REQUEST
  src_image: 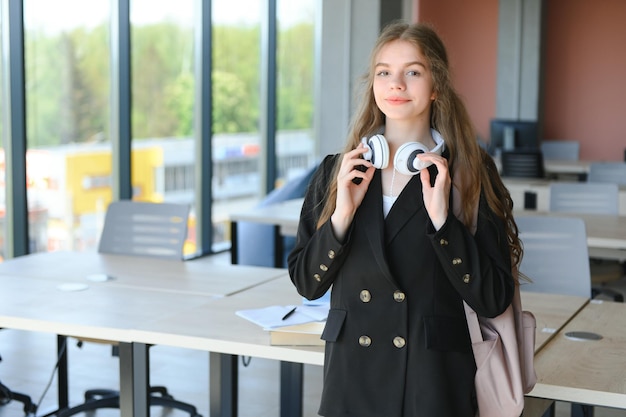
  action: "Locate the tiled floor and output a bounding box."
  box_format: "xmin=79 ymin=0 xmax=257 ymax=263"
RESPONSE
xmin=1 ymin=255 xmax=626 ymax=417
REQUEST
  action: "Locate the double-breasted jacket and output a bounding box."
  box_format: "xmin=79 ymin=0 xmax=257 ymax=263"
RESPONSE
xmin=288 ymin=154 xmax=515 ymax=417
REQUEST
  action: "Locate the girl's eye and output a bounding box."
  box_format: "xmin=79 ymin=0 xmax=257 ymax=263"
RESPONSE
xmin=407 ymin=70 xmax=420 ymax=76
xmin=376 ymin=70 xmax=390 ymax=76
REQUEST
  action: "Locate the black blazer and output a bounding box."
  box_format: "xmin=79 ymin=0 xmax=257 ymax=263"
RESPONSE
xmin=288 ymin=154 xmax=514 ymax=417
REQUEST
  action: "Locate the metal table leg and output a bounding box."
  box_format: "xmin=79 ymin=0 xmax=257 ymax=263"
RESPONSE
xmin=210 ymin=352 xmax=238 ymax=417
xmin=280 ymin=361 xmax=303 ymax=417
xmin=119 ymin=342 xmax=149 ymax=417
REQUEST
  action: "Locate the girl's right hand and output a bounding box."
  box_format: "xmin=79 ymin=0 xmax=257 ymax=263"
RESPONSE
xmin=330 ymin=144 xmax=375 ymax=240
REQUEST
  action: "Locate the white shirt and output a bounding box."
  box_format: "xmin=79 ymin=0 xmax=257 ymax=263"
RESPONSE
xmin=382 ymin=194 xmax=397 ymax=217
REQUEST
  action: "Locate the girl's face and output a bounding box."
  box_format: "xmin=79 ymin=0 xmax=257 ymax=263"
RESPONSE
xmin=372 ymin=39 xmax=435 ymax=125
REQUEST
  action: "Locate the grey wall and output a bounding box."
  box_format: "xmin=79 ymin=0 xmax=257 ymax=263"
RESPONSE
xmin=314 ymin=0 xmax=409 ymax=159
xmin=496 ymin=0 xmax=545 ymax=123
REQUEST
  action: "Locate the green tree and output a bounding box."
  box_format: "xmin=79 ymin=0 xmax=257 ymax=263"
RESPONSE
xmin=165 ymin=71 xmax=194 ymax=137
xmin=212 ymin=70 xmax=257 ymax=133
xmin=277 ymin=23 xmax=314 ymax=130
xmin=131 ymin=23 xmax=194 ymax=139
xmin=212 ymin=24 xmax=261 ymax=133
xmin=24 ymin=19 xmax=314 ymax=145
xmin=26 ymin=26 xmax=109 ymax=147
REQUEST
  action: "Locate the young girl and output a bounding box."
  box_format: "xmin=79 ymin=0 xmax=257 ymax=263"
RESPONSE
xmin=288 ymin=21 xmax=521 ymax=417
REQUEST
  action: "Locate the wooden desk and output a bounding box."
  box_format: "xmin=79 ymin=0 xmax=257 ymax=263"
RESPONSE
xmin=0 ymin=267 xmax=572 ymax=365
xmin=543 ymin=159 xmax=591 ymax=176
xmin=132 ymin=276 xmax=322 ymax=417
xmin=520 ymin=292 xmax=589 ymax=417
xmin=129 ymin=278 xmax=586 ymax=417
xmin=229 ymin=198 xmax=303 ymax=267
xmin=230 ymin=197 xmax=626 ymax=264
xmin=515 ymin=210 xmax=626 ymax=261
xmin=0 ymin=253 xmax=287 ymax=417
xmin=494 ymin=157 xmax=591 ymax=177
xmin=521 ymin=291 xmax=588 ymax=352
xmin=504 ymin=177 xmax=626 ymax=215
xmin=0 ymin=273 xmax=221 ymax=417
xmin=0 ymin=251 xmax=286 ymax=297
xmin=529 ymin=300 xmax=626 ymax=409
xmin=0 ymin=254 xmax=595 ymax=417
xmin=229 ymin=198 xmax=302 ymax=237
xmin=133 ymin=276 xmax=323 ymax=364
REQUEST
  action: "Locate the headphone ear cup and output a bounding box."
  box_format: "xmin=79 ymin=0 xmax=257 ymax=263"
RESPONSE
xmin=365 ymin=134 xmax=390 ymax=169
xmin=394 ymin=142 xmax=431 ymax=175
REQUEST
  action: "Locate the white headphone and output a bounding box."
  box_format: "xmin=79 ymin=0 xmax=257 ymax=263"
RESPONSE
xmin=361 ymin=129 xmax=445 ymax=175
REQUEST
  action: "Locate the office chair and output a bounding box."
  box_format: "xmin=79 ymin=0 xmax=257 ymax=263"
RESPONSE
xmin=500 ymin=150 xmax=545 ymax=179
xmin=517 ymin=215 xmax=591 ymax=297
xmin=587 ymin=161 xmax=626 ymax=186
xmin=2 ymin=344 xmax=37 ymax=416
xmin=549 ymin=182 xmax=619 ymax=215
xmin=540 ymin=140 xmax=580 ymax=161
xmin=57 ymin=200 xmax=201 ymax=417
xmin=516 ymin=215 xmax=599 ymax=417
xmin=0 ymin=379 xmax=37 ymax=416
xmin=549 ymin=182 xmax=625 ymax=302
xmin=540 ymin=140 xmax=582 ymax=180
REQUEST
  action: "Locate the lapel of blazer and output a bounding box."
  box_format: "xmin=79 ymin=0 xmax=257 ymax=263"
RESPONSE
xmin=384 ymin=171 xmax=425 ymax=244
xmin=359 ymin=171 xmax=396 ymax=283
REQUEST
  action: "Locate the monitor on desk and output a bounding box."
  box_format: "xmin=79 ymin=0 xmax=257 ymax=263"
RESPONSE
xmin=488 ymin=119 xmax=539 ymax=155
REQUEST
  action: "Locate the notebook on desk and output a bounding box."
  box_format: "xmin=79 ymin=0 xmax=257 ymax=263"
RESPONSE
xmin=236 ymin=303 xmax=329 ymax=329
xmin=236 ymin=303 xmax=328 ymax=346
xmin=269 ymin=321 xmax=325 ymax=346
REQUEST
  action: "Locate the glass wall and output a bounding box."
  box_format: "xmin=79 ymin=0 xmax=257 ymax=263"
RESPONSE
xmin=1 ymin=0 xmax=319 ymax=259
xmin=0 ymin=8 xmax=4 ymax=260
xmin=211 ymin=0 xmax=263 ymax=248
xmin=210 ymin=0 xmax=317 ymax=249
xmin=24 ymin=0 xmax=111 ymax=252
xmin=276 ymin=0 xmax=316 ymax=186
xmin=129 ymin=0 xmax=196 ymax=253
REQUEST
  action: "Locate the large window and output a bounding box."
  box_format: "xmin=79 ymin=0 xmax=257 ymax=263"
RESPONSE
xmin=130 ymin=0 xmax=196 ymax=253
xmin=211 ymin=0 xmax=317 ymax=249
xmin=210 ymin=0 xmax=263 ymax=249
xmin=2 ymin=0 xmax=319 ymax=259
xmin=24 ymin=0 xmax=111 ymax=252
xmin=0 ymin=9 xmax=4 ymax=260
xmin=276 ymin=0 xmax=316 ymax=185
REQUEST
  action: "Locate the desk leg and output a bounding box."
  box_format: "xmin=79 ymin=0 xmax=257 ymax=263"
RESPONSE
xmin=522 ymin=398 xmax=554 ymax=417
xmin=230 ymin=221 xmax=238 ymax=264
xmin=571 ymin=404 xmax=594 ymax=417
xmin=273 ymin=225 xmax=283 ymax=268
xmin=210 ymin=352 xmax=238 ymax=417
xmin=57 ymin=335 xmax=69 ymax=410
xmin=280 ymin=361 xmax=303 ymax=417
xmin=39 ymin=336 xmax=69 ymax=417
xmin=119 ymin=342 xmax=148 ymax=417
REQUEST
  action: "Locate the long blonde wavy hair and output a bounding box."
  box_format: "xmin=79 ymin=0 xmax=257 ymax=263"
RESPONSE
xmin=315 ymin=21 xmax=522 ymax=268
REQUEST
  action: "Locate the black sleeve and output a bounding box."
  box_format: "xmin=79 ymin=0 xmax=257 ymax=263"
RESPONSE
xmin=287 ymin=154 xmax=353 ymax=300
xmin=428 ymin=194 xmax=515 ymax=318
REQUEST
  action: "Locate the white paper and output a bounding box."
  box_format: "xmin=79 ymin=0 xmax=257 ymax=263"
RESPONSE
xmin=236 ymin=303 xmax=329 ymax=329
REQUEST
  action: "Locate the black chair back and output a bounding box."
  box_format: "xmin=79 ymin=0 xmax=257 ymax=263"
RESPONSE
xmin=501 ymin=150 xmax=545 ymax=178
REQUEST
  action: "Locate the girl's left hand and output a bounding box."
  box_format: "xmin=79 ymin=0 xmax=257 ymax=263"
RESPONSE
xmin=418 ymin=153 xmax=451 ymax=230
